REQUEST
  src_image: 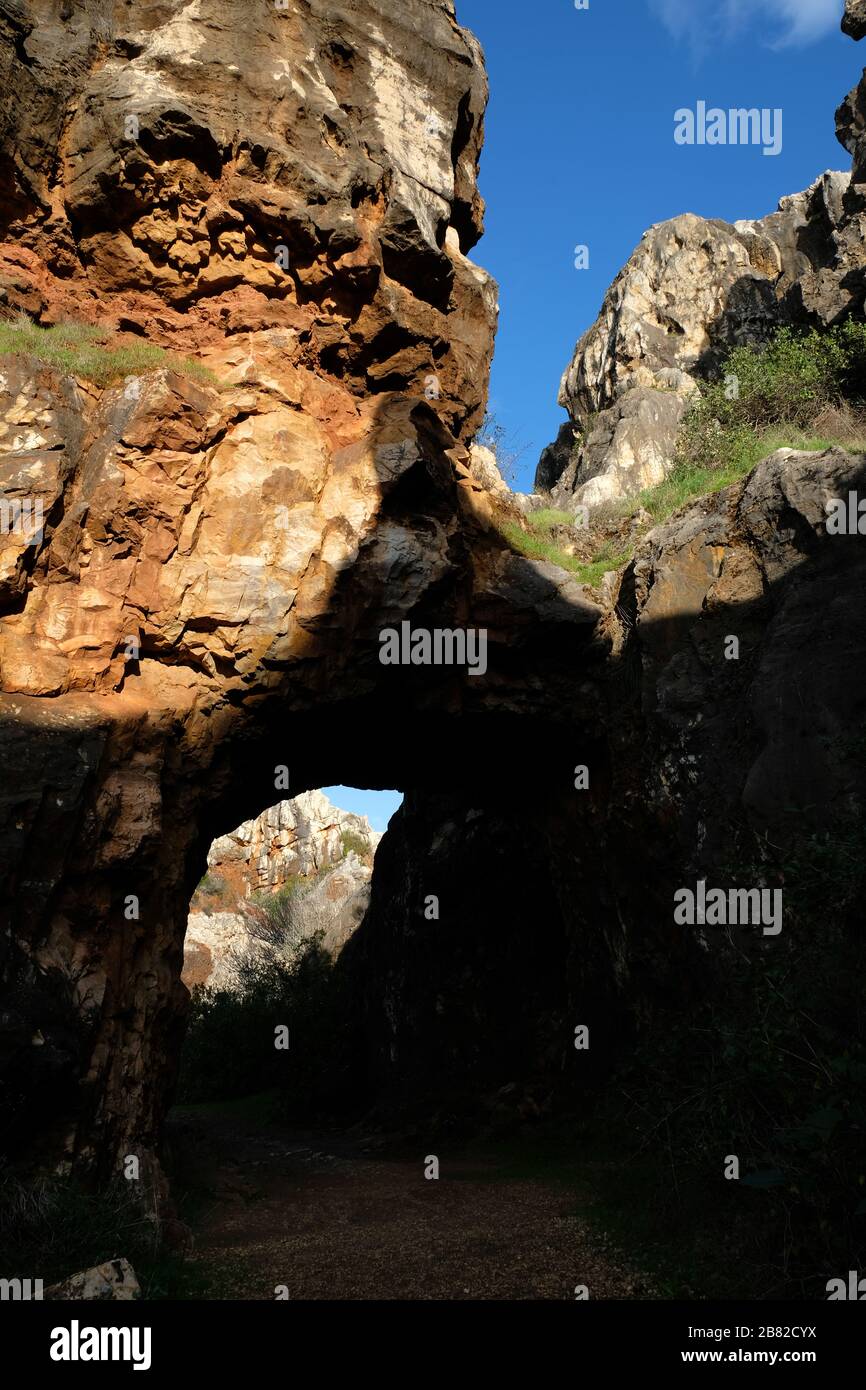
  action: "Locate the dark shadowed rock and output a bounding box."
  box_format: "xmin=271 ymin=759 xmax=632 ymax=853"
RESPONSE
xmin=346 ymin=446 xmax=866 ymax=1107
xmin=843 ymin=0 xmax=866 ymax=40
xmin=535 ymin=421 xmax=576 ymax=494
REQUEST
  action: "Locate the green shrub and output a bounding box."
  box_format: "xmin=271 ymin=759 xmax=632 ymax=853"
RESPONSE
xmin=675 ymin=322 xmax=866 ymax=475
xmin=0 ymin=1163 xmax=202 ymax=1297
xmin=634 ymin=425 xmax=865 ymax=529
xmin=572 ymin=324 xmax=866 ymax=569
xmin=340 ymin=828 xmax=369 ymax=860
xmin=178 ymin=945 xmax=348 ymax=1113
xmin=177 ymin=929 xmax=353 ymax=1117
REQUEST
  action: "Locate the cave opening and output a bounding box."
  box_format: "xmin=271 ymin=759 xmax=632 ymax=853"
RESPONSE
xmin=181 ymin=783 xmax=402 ymax=994
xmin=176 ymin=780 xmax=401 ymax=1124
xmin=168 ymin=705 xmax=616 ymax=1149
xmin=157 ymin=715 xmax=625 ymax=1300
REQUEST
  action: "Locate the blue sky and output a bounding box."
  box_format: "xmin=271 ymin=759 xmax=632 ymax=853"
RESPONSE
xmin=457 ymin=0 xmax=860 ymax=491
xmin=322 ymin=786 xmax=402 ymax=832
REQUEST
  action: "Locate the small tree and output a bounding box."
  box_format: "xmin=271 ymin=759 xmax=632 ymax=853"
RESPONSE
xmin=476 ymin=409 xmax=528 ymax=487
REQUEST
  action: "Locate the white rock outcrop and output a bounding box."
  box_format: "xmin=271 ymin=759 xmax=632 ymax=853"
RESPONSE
xmin=183 ymin=790 xmax=385 ymax=987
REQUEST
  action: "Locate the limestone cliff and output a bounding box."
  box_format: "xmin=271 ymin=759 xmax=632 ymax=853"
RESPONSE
xmin=1 ymin=0 xmax=865 ymax=1226
xmin=0 ymin=0 xmax=520 ymax=1183
xmin=539 ymin=15 xmax=866 ymax=511
xmin=195 ymin=788 xmax=381 ymax=898
xmin=844 ymin=0 xmax=866 ymax=41
xmin=183 ymin=789 xmax=381 ymax=987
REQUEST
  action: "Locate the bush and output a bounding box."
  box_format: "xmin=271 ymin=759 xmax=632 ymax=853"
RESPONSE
xmin=0 ymin=1167 xmax=141 ymax=1284
xmin=177 ymin=885 xmax=355 ymax=1116
xmin=475 ymin=409 xmax=528 ymax=487
xmin=676 ymin=322 xmax=866 ymax=475
xmin=340 ymin=827 xmax=369 ymax=861
xmin=248 ymin=873 xmax=304 ymax=912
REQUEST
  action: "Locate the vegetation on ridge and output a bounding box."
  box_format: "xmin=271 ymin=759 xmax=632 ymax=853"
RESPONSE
xmin=0 ymin=314 xmax=218 ymax=388
xmin=497 ymin=322 xmax=866 ymax=588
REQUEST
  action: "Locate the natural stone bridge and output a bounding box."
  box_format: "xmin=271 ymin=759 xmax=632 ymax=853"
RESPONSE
xmin=1 ymin=1 xmax=865 ymax=1223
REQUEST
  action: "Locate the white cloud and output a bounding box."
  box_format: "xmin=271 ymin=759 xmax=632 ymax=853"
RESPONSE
xmin=649 ymin=0 xmax=839 ymax=56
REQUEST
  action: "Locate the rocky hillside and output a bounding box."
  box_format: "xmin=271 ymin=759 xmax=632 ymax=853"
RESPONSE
xmin=183 ymin=789 xmax=382 ymax=987
xmin=0 ymin=1 xmax=864 ymax=1274
xmin=537 ymin=71 xmax=866 ymax=509
xmin=194 ymin=788 xmax=381 ymax=899
xmin=0 ymin=0 xmax=541 ymax=1182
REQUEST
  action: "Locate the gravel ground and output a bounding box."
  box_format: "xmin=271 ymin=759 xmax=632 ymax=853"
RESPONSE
xmin=176 ymin=1112 xmax=656 ymax=1301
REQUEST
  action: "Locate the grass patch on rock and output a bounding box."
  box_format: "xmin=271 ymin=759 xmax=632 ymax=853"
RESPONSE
xmin=496 ymin=515 xmax=632 ymax=588
xmin=0 ymin=315 xmax=218 ymax=388
xmin=515 ymin=324 xmax=866 ymax=589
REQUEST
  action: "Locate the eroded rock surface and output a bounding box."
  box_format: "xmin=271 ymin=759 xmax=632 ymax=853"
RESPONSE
xmin=844 ymin=0 xmax=866 ymax=41
xmin=0 ymin=1 xmax=610 ymax=1187
xmin=183 ymin=788 xmax=381 ymax=986
xmin=540 ymin=139 xmax=866 ymax=509
xmin=0 ymin=0 xmax=495 ymax=438
xmin=2 ymin=0 xmax=865 ymax=1211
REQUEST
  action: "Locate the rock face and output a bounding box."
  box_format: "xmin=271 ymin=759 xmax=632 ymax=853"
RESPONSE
xmin=183 ymin=789 xmax=382 ymax=987
xmin=548 ymin=383 xmax=691 ymax=511
xmin=838 ymin=46 xmax=866 ymax=191
xmin=196 ymin=788 xmax=381 ymax=897
xmin=3 ymin=0 xmax=866 ymax=1214
xmin=347 ymin=444 xmax=866 ymax=1109
xmin=843 ymin=0 xmax=866 ymax=41
xmin=539 ymin=156 xmax=865 ymax=508
xmin=182 ymin=912 xmax=250 ymax=990
xmin=0 ymin=0 xmax=609 ymax=1186
xmin=0 ymin=0 xmax=494 ymax=439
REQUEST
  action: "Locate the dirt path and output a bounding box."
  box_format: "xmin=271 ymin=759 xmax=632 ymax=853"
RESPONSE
xmin=169 ymin=1102 xmax=654 ymax=1300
